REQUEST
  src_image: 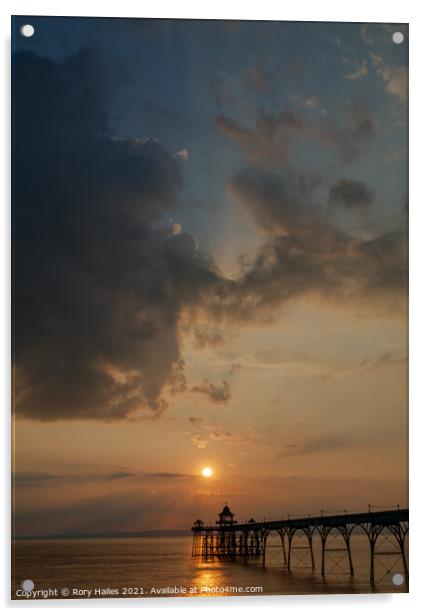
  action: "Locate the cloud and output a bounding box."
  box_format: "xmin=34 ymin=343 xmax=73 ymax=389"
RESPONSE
xmin=360 ymin=24 xmax=374 ymax=46
xmin=211 ymin=73 xmax=242 ymax=108
xmin=13 ymin=468 xmax=195 ymax=488
xmin=359 ymin=352 xmax=406 ymax=371
xmin=320 ymin=351 xmax=406 ymax=381
xmin=304 ymin=96 xmax=318 ymax=109
xmin=12 ymin=48 xmax=406 ymax=423
xmin=175 ymin=148 xmax=189 ymax=161
xmin=226 ymin=167 xmax=407 ymax=319
xmin=13 ymin=471 xmax=133 ymax=485
xmin=229 ymin=167 xmax=324 ymax=236
xmin=345 ymin=60 xmax=368 ymax=81
xmin=370 ymin=53 xmax=408 ymax=101
xmin=13 ymin=49 xmax=222 ymax=421
xmin=328 ymin=178 xmax=375 ymax=209
xmin=215 ymin=110 xmax=303 ymax=168
xmin=193 ymin=325 xmax=226 ymax=349
xmin=187 ymin=417 xmax=257 ymax=449
xmin=276 ymin=432 xmax=355 ymax=458
xmin=216 ymin=100 xmax=376 ymax=167
xmin=384 ymin=67 xmax=408 ymax=101
xmin=190 ymin=380 xmax=231 ymax=404
xmin=141 ymin=472 xmax=194 ymax=479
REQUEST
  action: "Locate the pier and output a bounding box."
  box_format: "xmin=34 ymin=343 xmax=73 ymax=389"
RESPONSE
xmin=192 ymin=504 xmax=409 ymax=586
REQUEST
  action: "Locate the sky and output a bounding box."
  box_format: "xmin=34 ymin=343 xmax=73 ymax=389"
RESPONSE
xmin=12 ymin=17 xmax=408 ymax=536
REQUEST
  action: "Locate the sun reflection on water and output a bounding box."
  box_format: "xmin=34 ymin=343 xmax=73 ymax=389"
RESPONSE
xmin=192 ymin=560 xmax=228 ymax=596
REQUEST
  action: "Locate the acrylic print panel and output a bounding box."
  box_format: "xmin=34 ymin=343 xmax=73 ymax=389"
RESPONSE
xmin=11 ymin=16 xmax=408 ymax=600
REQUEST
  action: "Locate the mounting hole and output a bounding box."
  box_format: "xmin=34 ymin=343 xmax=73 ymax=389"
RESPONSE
xmin=21 ymin=579 xmax=35 ymax=592
xmin=20 ymin=24 xmax=35 ymax=38
xmin=392 ymin=573 xmax=404 ymax=586
xmin=392 ymin=32 xmax=404 ymax=45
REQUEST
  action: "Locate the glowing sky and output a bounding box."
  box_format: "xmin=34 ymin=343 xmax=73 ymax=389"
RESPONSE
xmin=12 ymin=17 xmax=408 ymax=536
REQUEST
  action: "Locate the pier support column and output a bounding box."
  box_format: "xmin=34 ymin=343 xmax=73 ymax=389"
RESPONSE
xmin=345 ymin=536 xmax=354 ymax=577
xmin=400 ymin=540 xmax=408 ymax=583
xmin=261 ymin=530 xmax=270 ymax=568
xmin=394 ymin=523 xmax=409 ymax=584
xmin=192 ymin=532 xmax=201 ymax=557
xmin=308 ymin=532 xmax=315 ymax=571
xmin=287 ymin=531 xmax=294 ymax=572
xmin=321 ymin=535 xmax=326 ymax=576
xmin=279 ymin=531 xmax=287 ymax=567
xmin=369 ymin=533 xmax=377 ymax=586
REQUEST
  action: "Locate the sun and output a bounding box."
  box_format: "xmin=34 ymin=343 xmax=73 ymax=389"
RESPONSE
xmin=201 ymin=466 xmax=213 ymax=478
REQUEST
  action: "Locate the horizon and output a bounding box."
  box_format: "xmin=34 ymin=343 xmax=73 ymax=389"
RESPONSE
xmin=13 ymin=504 xmax=408 ymax=540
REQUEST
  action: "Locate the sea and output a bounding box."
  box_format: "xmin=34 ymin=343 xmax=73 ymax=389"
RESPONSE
xmin=12 ymin=533 xmax=408 ymax=601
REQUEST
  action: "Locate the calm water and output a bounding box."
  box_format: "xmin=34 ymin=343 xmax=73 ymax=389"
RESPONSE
xmin=12 ymin=533 xmax=408 ymax=601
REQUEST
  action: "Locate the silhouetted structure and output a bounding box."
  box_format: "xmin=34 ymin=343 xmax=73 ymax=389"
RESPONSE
xmin=217 ymin=504 xmax=236 ymax=526
xmin=192 ymin=505 xmax=409 ymax=587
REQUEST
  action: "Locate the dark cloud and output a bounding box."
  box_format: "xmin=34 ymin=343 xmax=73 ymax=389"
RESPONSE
xmin=142 ymin=472 xmax=194 ymax=479
xmin=12 ymin=49 xmax=406 ymax=424
xmin=13 ymin=49 xmax=221 ymax=421
xmin=329 ymin=178 xmax=375 ymax=209
xmin=13 ymin=471 xmax=133 ymax=485
xmin=13 ymin=470 xmax=193 ymax=484
xmin=225 ymin=167 xmax=407 ymax=320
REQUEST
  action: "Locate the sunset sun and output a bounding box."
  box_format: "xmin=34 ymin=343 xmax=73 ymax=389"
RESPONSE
xmin=201 ymin=467 xmax=213 ymax=478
